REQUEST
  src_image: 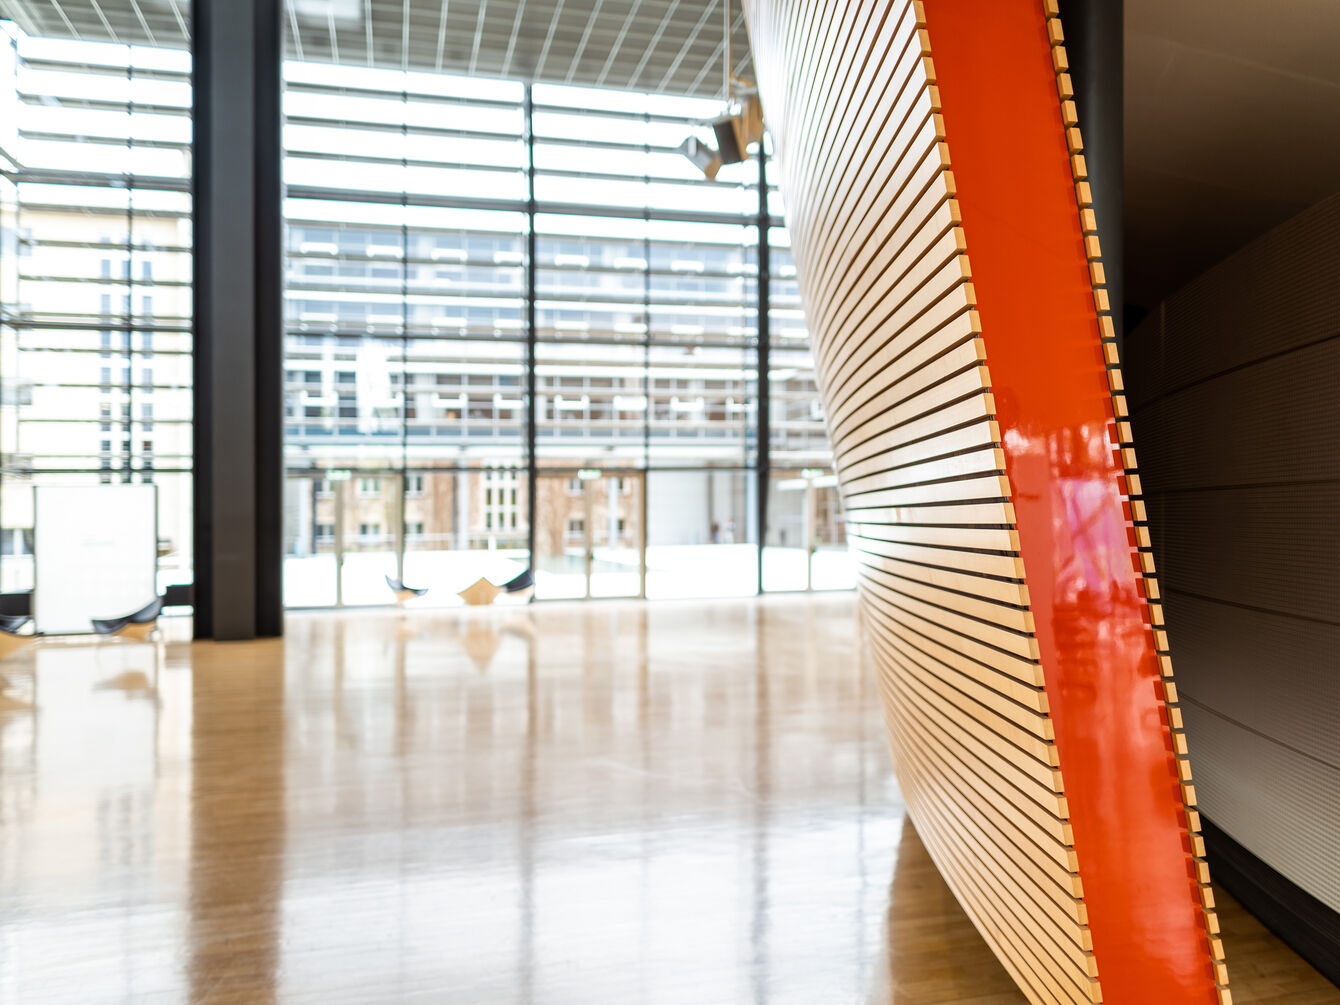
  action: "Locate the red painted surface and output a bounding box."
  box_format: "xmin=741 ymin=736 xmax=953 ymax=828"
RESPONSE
xmin=921 ymin=2 xmax=1219 ymax=1001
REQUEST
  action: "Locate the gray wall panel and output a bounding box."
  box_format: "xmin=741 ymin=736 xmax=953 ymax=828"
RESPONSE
xmin=1168 ymin=594 xmax=1340 ymax=768
xmin=1125 ymin=193 xmax=1340 ymax=410
xmin=1182 ymin=704 xmax=1340 ymax=912
xmin=1133 ymin=340 xmax=1340 ymax=490
xmin=1127 ymin=191 xmax=1340 ymax=923
xmin=1154 ymin=484 xmax=1339 ymax=623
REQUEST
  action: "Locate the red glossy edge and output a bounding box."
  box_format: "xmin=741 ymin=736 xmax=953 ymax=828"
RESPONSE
xmin=921 ymin=2 xmax=1218 ymax=1000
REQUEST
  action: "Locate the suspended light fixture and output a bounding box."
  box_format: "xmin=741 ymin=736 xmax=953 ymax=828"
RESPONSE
xmin=678 ymin=135 xmax=723 ymax=180
xmin=679 ymin=0 xmax=765 ymax=179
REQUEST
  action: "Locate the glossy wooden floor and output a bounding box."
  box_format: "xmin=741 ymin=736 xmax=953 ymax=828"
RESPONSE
xmin=0 ymin=595 xmax=1333 ymax=1004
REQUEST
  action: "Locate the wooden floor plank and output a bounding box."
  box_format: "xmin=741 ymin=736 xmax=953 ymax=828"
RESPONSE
xmin=0 ymin=595 xmax=1330 ymax=1003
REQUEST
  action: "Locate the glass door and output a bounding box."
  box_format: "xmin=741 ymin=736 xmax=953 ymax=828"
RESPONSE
xmin=588 ymin=474 xmax=643 ymax=598
xmin=283 ymin=472 xmax=337 ymax=607
xmin=534 ymin=472 xmax=645 ymax=600
xmin=339 ymin=473 xmax=402 ymax=606
xmin=762 ymin=471 xmax=854 ymax=592
xmin=810 ymin=476 xmax=855 ymax=590
xmin=763 ymin=471 xmax=810 ymax=591
xmin=534 ymin=474 xmax=589 ymax=599
xmin=282 ymin=470 xmax=403 ymax=608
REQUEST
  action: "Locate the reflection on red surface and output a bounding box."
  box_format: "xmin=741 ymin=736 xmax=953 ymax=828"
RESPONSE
xmin=924 ymin=1 xmax=1219 ymax=1001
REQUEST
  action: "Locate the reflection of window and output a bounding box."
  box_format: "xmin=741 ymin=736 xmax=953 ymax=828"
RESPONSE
xmin=358 ymin=478 xmax=381 ymax=496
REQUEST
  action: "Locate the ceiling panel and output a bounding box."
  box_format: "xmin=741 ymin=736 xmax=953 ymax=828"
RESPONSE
xmin=0 ymin=0 xmax=753 ymax=97
xmin=1125 ymin=0 xmax=1340 ymax=305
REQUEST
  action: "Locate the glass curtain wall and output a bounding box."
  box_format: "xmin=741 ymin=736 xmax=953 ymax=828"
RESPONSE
xmin=763 ymin=228 xmax=856 ymax=592
xmin=0 ymin=23 xmax=193 ymax=595
xmin=279 ymin=55 xmax=847 ymax=607
xmin=281 ymin=62 xmax=529 ymax=607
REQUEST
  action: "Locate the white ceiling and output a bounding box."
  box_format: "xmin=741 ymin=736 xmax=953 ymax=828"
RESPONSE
xmin=0 ymin=0 xmax=754 ymax=97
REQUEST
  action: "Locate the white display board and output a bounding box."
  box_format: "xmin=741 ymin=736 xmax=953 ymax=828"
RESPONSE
xmin=34 ymin=484 xmax=158 ymax=635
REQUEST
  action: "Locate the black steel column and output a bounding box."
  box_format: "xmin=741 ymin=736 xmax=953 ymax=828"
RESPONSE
xmin=523 ymin=85 xmax=538 ymax=575
xmin=755 ymin=145 xmax=771 ymax=594
xmin=192 ymin=0 xmax=284 ymax=640
xmin=1065 ymin=0 xmax=1124 ymax=352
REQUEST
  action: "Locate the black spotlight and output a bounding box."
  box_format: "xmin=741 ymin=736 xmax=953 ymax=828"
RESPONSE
xmin=712 ymin=114 xmax=745 ymax=165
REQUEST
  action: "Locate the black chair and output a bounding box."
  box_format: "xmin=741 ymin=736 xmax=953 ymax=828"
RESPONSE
xmin=0 ymin=614 xmax=32 ymax=662
xmin=91 ymin=597 xmax=163 ymax=640
xmin=0 ymin=614 xmax=31 ymax=634
xmin=500 ymin=569 xmax=534 ymax=594
xmin=386 ymin=575 xmax=429 ymax=606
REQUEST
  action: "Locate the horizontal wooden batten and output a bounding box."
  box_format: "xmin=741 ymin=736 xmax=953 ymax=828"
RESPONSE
xmin=847 ymin=533 xmax=1026 ymax=584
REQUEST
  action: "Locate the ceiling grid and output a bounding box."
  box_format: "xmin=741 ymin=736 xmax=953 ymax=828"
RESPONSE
xmin=0 ymin=0 xmax=754 ymax=96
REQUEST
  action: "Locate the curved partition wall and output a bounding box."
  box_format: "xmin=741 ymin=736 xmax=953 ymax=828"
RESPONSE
xmin=742 ymin=1 xmax=1230 ymax=1001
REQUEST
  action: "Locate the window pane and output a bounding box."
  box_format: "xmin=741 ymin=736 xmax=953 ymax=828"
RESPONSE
xmin=646 ymin=470 xmax=757 ymax=599
xmin=0 ymin=29 xmax=194 ymax=602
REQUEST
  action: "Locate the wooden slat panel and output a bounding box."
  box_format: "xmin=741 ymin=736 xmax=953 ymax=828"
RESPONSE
xmin=847 ymin=532 xmax=1025 ymax=583
xmin=856 ymin=580 xmax=1043 ymax=687
xmin=740 ymin=1 xmax=1227 ymax=1000
xmin=749 ymin=0 xmax=1232 ymax=997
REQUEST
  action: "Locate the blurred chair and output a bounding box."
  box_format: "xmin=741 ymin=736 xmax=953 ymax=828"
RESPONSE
xmin=457 ymin=577 xmax=502 ymax=607
xmin=385 ymin=575 xmax=428 ymax=607
xmin=499 ymin=568 xmax=534 ymax=602
xmin=0 ymin=615 xmax=32 ymax=661
xmin=91 ymin=597 xmax=163 ymax=641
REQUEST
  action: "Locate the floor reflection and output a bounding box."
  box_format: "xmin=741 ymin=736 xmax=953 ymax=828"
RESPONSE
xmin=6 ymin=595 xmax=1322 ymax=1004
xmin=870 ymin=817 xmax=1024 ymax=1004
